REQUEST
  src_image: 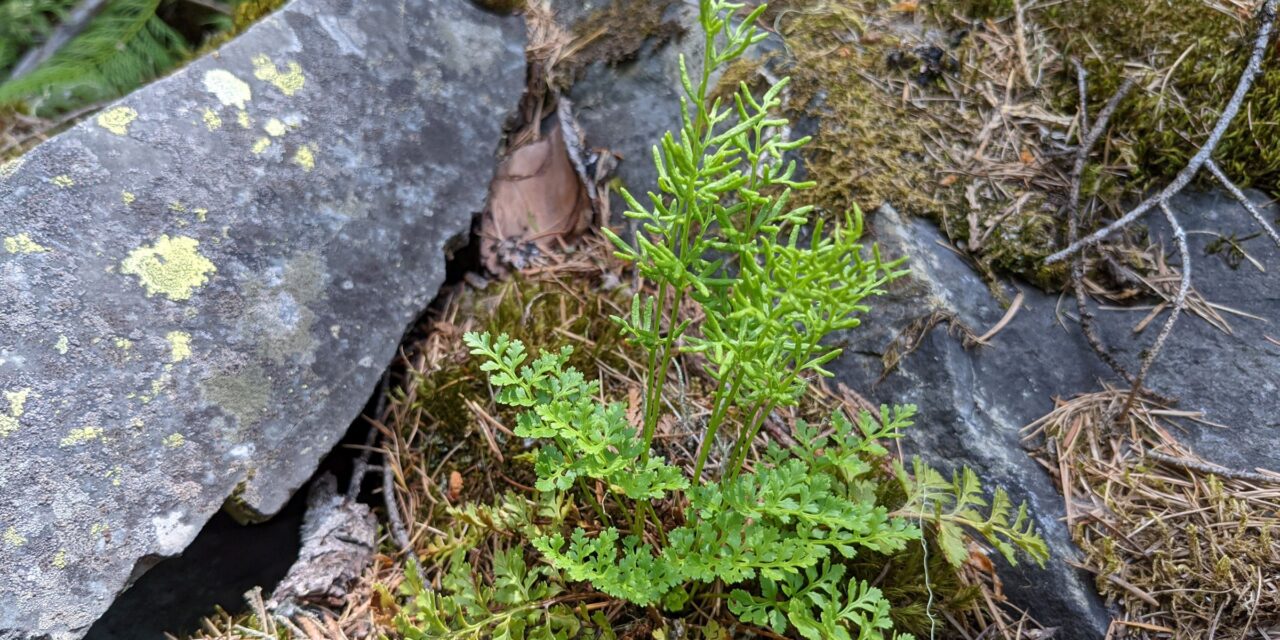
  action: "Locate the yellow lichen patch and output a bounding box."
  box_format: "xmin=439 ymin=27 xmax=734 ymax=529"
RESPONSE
xmin=90 ymin=523 xmax=109 ymax=539
xmin=51 ymin=549 xmax=67 ymax=569
xmin=59 ymin=426 xmax=103 ymax=447
xmin=2 ymin=527 xmax=25 ymax=547
xmin=0 ymin=388 xmax=31 ymax=437
xmin=202 ymin=108 xmax=223 ymax=131
xmin=263 ymin=118 xmax=288 ymax=137
xmin=51 ymin=175 xmax=74 ymax=188
xmin=113 ymin=337 xmax=133 ymax=351
xmin=203 ymin=69 xmax=252 ymax=109
xmin=168 ymin=201 xmax=187 ymax=213
xmin=140 ymin=375 xmax=168 ymax=404
xmin=251 ymin=137 xmax=272 ymax=155
xmin=163 ymin=433 xmax=186 ymax=448
xmin=252 ymin=55 xmax=306 ymax=96
xmin=237 ymin=110 xmax=252 ymax=128
xmin=4 ymin=233 xmax=49 ymax=254
xmin=293 ymin=145 xmax=316 ymax=171
xmin=120 ymin=235 xmax=216 ymax=302
xmin=55 ymin=335 xmax=69 ymax=355
xmin=194 ymin=208 xmax=208 ymax=222
xmin=0 ymin=157 xmax=23 ymax=179
xmin=96 ymin=107 xmax=138 ymax=136
xmin=166 ymin=331 xmax=192 ymax=363
xmin=122 ymin=191 xmax=136 ymax=205
xmin=105 ymin=466 xmax=123 ymax=487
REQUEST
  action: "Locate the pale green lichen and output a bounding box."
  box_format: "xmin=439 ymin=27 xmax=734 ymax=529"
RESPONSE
xmin=203 ymin=69 xmax=252 ymax=109
xmin=96 ymin=107 xmax=138 ymax=135
xmin=0 ymin=388 xmax=31 ymax=437
xmin=120 ymin=235 xmax=216 ymax=301
xmin=166 ymin=331 xmax=192 ymax=363
xmin=203 ymin=364 xmax=271 ymax=427
xmin=51 ymin=175 xmax=74 ymax=188
xmin=59 ymin=426 xmax=103 ymax=447
xmin=4 ymin=233 xmax=49 ymax=254
xmin=2 ymin=527 xmax=25 ymax=547
xmin=252 ymin=55 xmax=306 ymax=95
xmin=194 ymin=208 xmax=208 ymax=222
xmin=55 ymin=335 xmax=69 ymax=355
xmin=202 ymin=108 xmax=223 ymax=131
xmin=163 ymin=433 xmax=186 ymax=448
xmin=263 ymin=118 xmax=288 ymax=137
xmin=0 ymin=157 xmax=23 ymax=179
xmin=51 ymin=549 xmax=67 ymax=569
xmin=122 ymin=191 xmax=136 ymax=205
xmin=293 ymin=145 xmax=316 ymax=171
xmin=140 ymin=375 xmax=169 ymax=404
xmin=113 ymin=337 xmax=133 ymax=351
xmin=237 ymin=110 xmax=252 ymax=129
xmin=251 ymin=137 xmax=272 ymax=154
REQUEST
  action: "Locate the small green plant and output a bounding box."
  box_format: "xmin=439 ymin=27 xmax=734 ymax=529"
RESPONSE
xmin=390 ymin=1 xmax=1048 ymax=638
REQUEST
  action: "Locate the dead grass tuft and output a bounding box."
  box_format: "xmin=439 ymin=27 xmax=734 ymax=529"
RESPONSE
xmin=1022 ymin=390 xmax=1280 ymax=639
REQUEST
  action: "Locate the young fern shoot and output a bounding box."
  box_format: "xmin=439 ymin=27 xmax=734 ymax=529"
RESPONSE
xmin=602 ymin=0 xmax=905 ymax=481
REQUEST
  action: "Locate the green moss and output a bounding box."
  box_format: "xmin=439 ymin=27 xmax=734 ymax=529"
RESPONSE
xmin=549 ymin=0 xmax=685 ymax=89
xmin=774 ymin=1 xmax=955 ymax=220
xmin=1043 ymin=0 xmax=1280 ymax=193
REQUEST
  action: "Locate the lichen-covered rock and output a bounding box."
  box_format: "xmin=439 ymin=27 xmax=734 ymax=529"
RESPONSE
xmin=0 ymin=0 xmax=525 ymax=636
xmin=832 ymin=194 xmax=1280 ymax=638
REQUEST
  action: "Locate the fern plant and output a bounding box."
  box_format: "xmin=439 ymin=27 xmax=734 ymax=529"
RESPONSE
xmin=0 ymin=0 xmax=271 ymax=118
xmin=0 ymin=0 xmax=190 ymax=115
xmin=392 ymin=1 xmax=1050 ymax=638
xmin=598 ymin=0 xmax=905 ymax=482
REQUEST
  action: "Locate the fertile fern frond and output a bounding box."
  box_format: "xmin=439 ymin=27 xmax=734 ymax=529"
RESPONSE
xmin=0 ymin=0 xmax=188 ymax=115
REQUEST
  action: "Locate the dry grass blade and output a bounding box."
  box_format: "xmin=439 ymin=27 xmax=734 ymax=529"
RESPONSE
xmin=1024 ymin=390 xmax=1280 ymax=638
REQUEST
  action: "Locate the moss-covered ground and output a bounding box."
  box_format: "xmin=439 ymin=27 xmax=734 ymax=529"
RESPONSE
xmin=766 ymin=0 xmax=1279 ymax=290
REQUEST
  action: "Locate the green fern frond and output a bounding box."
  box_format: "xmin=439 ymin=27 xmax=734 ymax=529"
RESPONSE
xmin=896 ymin=457 xmax=1050 ymax=568
xmin=0 ymin=0 xmax=188 ymax=115
xmin=0 ymin=0 xmax=80 ymax=74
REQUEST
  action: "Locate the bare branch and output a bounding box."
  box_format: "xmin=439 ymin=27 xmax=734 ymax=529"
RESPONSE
xmin=1121 ymin=199 xmax=1192 ymax=416
xmin=1073 ymin=58 xmax=1088 ymax=134
xmin=1204 ymin=158 xmax=1280 ymax=249
xmin=1046 ymin=0 xmax=1280 ymax=265
xmin=1069 ymin=73 xmax=1137 ymax=383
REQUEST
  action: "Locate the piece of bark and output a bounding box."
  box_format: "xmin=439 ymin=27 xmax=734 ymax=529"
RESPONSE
xmin=268 ymin=473 xmax=377 ymax=616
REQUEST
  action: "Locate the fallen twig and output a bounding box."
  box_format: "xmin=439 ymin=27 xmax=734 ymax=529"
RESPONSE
xmin=381 ymin=453 xmax=418 ymax=573
xmin=1118 ymin=199 xmax=1191 ymax=417
xmin=1067 ymin=62 xmax=1138 ymax=384
xmin=1139 ymin=447 xmax=1279 ymax=485
xmin=1046 ymin=0 xmax=1280 ymax=265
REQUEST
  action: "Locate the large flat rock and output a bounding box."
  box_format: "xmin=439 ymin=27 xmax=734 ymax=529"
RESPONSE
xmin=0 ymin=1 xmax=525 ymax=636
xmin=833 ymin=193 xmax=1280 ymax=638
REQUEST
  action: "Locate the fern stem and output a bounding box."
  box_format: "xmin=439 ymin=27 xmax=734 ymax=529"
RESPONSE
xmin=692 ymin=367 xmax=743 ymax=483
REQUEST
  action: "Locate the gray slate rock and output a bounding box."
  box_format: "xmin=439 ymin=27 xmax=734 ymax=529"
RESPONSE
xmin=833 ymin=194 xmax=1279 ymax=638
xmin=0 ymin=0 xmax=525 ymax=637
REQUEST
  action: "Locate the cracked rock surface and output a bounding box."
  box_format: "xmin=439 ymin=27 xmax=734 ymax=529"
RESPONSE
xmin=0 ymin=0 xmax=524 ymax=637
